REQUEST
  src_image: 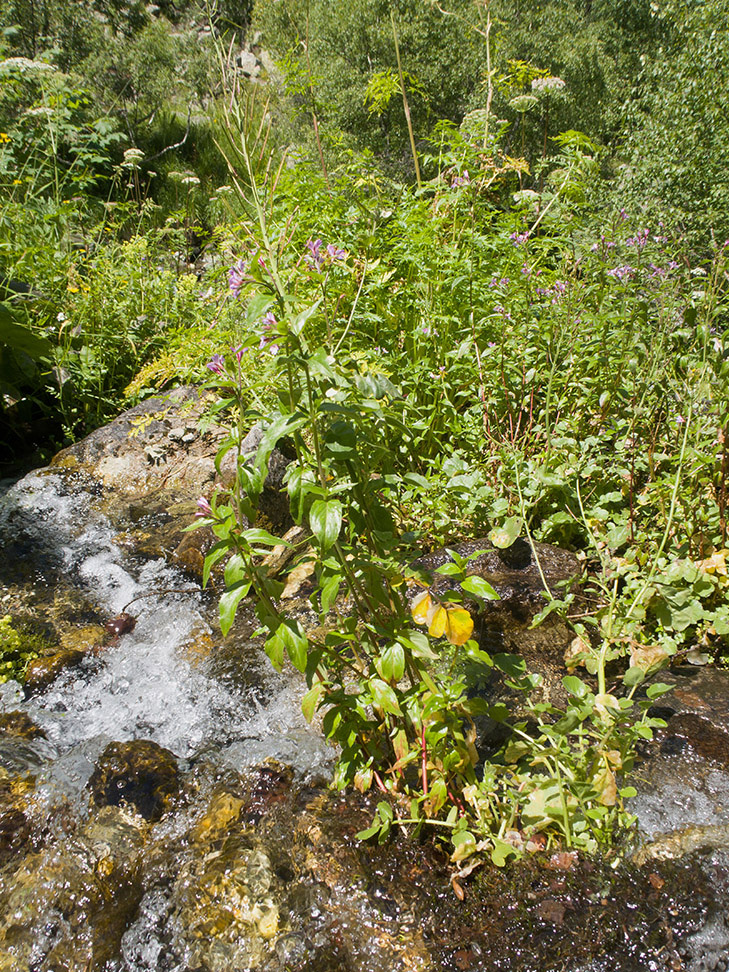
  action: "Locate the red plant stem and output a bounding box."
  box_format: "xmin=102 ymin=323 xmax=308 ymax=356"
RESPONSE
xmin=421 ymin=724 xmax=429 ymax=797
xmin=447 ymin=787 xmax=466 ymax=816
xmin=373 ymin=770 xmax=387 ymax=794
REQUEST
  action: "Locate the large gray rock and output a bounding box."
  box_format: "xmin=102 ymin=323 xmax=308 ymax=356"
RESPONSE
xmin=48 ymin=387 xmax=294 ymax=576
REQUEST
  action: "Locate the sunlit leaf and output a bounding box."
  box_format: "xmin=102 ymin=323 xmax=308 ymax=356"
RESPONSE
xmin=460 ymin=575 xmax=499 ymax=601
xmin=428 ymin=605 xmax=448 ymax=638
xmin=489 ymin=516 xmax=523 ymax=549
xmin=443 ymin=607 xmax=474 ymax=646
xmin=411 ymin=590 xmax=434 ymax=626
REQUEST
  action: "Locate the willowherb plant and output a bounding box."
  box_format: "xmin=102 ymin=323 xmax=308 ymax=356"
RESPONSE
xmin=189 ymin=59 xmax=674 ymax=865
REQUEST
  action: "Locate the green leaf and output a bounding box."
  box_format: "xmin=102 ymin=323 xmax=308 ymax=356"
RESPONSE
xmin=493 ymin=653 xmax=526 ymax=677
xmin=301 ymin=680 xmax=325 ymax=722
xmin=370 ymin=678 xmax=402 ymax=715
xmin=356 ymin=821 xmax=383 ymax=841
xmin=451 ymin=830 xmax=476 ymax=862
xmin=401 ymin=630 xmax=438 ymax=661
xmin=562 ymin=675 xmax=590 ymax=698
xmin=491 ymin=837 xmax=519 ymax=867
xmin=224 ymin=552 xmax=249 ymax=587
xmin=277 ymin=619 xmax=309 ymax=673
xmin=645 ymin=681 xmax=673 ymax=699
xmin=489 ymin=516 xmax=523 ymax=549
xmin=324 ymin=420 xmax=357 ymax=455
xmin=290 ymin=299 xmax=322 ymax=336
xmin=264 ymin=630 xmax=285 ymax=672
xmin=461 ymin=575 xmax=500 ymax=600
xmin=623 ymin=666 xmax=645 ymax=687
xmin=245 ymin=294 xmax=274 ymax=323
xmin=219 ymin=580 xmax=252 ymax=637
xmin=240 ymin=528 xmax=288 ymax=548
xmin=378 ymin=642 xmax=405 ymax=683
xmin=309 ymin=499 xmax=342 ymax=553
xmin=255 ymin=412 xmax=308 ymax=475
xmin=202 ymin=542 xmax=229 ymax=588
xmin=319 ymin=573 xmax=341 ymax=614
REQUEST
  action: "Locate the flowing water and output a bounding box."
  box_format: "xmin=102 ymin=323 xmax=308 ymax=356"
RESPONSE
xmin=2 ymin=467 xmax=729 ymax=972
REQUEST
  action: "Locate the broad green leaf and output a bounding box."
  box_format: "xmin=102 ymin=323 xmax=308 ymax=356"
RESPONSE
xmin=240 ymin=527 xmax=289 ymax=547
xmin=451 ymin=830 xmax=476 ymax=863
xmin=356 ymin=821 xmax=383 ymax=841
xmin=224 ymin=552 xmax=249 ymax=587
xmin=493 ymin=653 xmax=526 ymax=677
xmin=290 ymin=298 xmax=322 ymax=336
xmin=324 ymin=420 xmax=357 ymax=455
xmin=461 ymin=575 xmax=500 ymax=600
xmin=319 ymin=573 xmax=341 ymax=614
xmin=245 ymin=294 xmax=274 ymax=323
xmin=219 ymin=580 xmax=252 ymax=636
xmin=301 ymin=680 xmax=325 ymax=722
xmin=489 ymin=516 xmax=523 ymax=549
xmin=378 ymin=642 xmax=405 ymax=683
xmin=401 ymin=629 xmax=438 ymax=660
xmin=202 ymin=542 xmax=229 ymax=588
xmin=645 ymin=681 xmax=673 ymax=699
xmin=309 ymin=499 xmax=342 ymax=553
xmin=264 ymin=630 xmax=285 ymax=671
xmin=255 ymin=412 xmax=308 ymax=474
xmin=563 ymin=675 xmax=590 ymax=698
xmin=0 ymin=303 xmax=52 ymax=358
xmin=370 ymin=678 xmax=402 ymax=715
xmin=491 ymin=837 xmax=519 ymax=867
xmin=622 ymin=666 xmax=645 ymax=687
xmin=277 ymin=619 xmax=309 ymax=673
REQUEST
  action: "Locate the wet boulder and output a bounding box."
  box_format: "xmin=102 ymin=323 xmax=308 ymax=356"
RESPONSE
xmin=88 ymin=740 xmax=179 ymax=821
xmin=24 ymin=645 xmax=86 ymax=692
xmin=0 ymin=804 xmax=146 ymax=971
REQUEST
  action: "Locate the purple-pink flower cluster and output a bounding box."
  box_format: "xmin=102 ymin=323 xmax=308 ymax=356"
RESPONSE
xmin=510 ymin=231 xmax=530 ymax=246
xmin=206 ymin=354 xmax=226 ymax=375
xmin=258 ymin=311 xmax=279 ymax=355
xmin=450 ymin=170 xmax=471 ymax=188
xmin=590 ymin=235 xmax=616 ymax=254
xmin=305 ymin=239 xmax=347 ymax=271
xmin=606 ymin=265 xmax=636 ymax=282
xmin=228 ymin=259 xmax=247 ymax=298
xmin=625 ymin=228 xmax=649 ymax=249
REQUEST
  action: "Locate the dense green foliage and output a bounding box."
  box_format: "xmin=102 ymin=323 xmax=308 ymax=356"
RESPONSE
xmin=2 ymin=0 xmax=729 ymax=863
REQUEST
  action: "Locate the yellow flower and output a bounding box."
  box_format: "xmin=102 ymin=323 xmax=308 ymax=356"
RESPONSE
xmin=0 ymin=133 xmax=10 ymax=143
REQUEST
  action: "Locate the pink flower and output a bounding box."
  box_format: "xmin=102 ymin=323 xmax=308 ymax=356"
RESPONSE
xmin=305 ymin=238 xmax=324 ymax=270
xmin=196 ymin=496 xmax=213 ymax=518
xmin=228 ymin=259 xmax=247 ymax=298
xmin=206 ymin=354 xmax=226 ymax=375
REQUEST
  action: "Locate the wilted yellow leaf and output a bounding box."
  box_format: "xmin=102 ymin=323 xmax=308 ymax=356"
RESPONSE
xmin=629 ymin=642 xmax=668 ymax=672
xmin=443 ymin=607 xmax=474 ymax=646
xmin=428 ymin=605 xmax=448 ymax=639
xmin=564 ymin=635 xmax=590 ymax=671
xmin=411 ymin=592 xmax=474 ymax=645
xmin=592 ymin=763 xmax=617 ymax=806
xmin=411 ymin=590 xmax=434 ymax=626
xmin=698 ymin=550 xmax=728 ymax=577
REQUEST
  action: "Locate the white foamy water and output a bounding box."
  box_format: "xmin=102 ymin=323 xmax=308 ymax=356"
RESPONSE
xmin=0 ymin=470 xmax=331 ymax=773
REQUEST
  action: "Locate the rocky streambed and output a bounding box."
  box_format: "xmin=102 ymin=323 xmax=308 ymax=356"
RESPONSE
xmin=2 ymin=388 xmax=729 ymax=972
